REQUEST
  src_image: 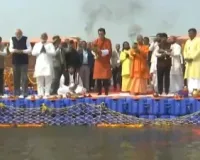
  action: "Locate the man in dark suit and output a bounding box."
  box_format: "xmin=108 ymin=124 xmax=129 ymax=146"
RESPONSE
xmin=50 ymin=35 xmax=68 ymax=95
xmin=78 ymin=41 xmax=94 ymax=92
xmin=65 ymin=40 xmax=81 ymax=70
xmin=155 ymin=33 xmax=172 ymax=95
xmin=9 ymin=29 xmax=32 ymax=97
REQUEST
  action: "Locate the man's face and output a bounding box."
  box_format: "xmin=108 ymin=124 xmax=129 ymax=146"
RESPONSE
xmin=98 ymin=31 xmax=105 ymax=39
xmin=15 ymin=30 xmax=22 ymax=39
xmin=167 ymin=37 xmax=175 ymax=43
xmin=161 ymin=37 xmax=167 ymax=43
xmin=87 ymin=42 xmax=91 ymax=49
xmin=41 ymin=34 xmax=48 ymax=43
xmin=54 ymin=39 xmax=61 ymax=46
xmin=143 ymin=38 xmax=149 ymax=45
xmin=68 ymin=67 xmax=74 ymax=74
xmin=156 ymin=35 xmax=161 ymax=42
xmin=137 ymin=36 xmax=143 ymax=44
xmin=115 ymin=44 xmax=120 ymax=51
xmin=81 ymin=41 xmax=87 ymax=49
xmin=189 ymin=31 xmax=196 ymax=39
xmin=64 ymin=39 xmax=70 ymax=44
xmin=68 ymin=43 xmax=73 ymax=49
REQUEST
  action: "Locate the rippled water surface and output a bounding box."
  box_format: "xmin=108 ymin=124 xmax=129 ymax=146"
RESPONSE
xmin=0 ymin=126 xmax=200 ymax=160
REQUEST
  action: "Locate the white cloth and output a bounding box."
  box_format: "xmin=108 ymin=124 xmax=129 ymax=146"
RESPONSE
xmin=169 ymin=43 xmax=184 ymax=93
xmin=110 ymin=50 xmax=120 ymax=68
xmin=0 ymin=47 xmax=7 ymax=56
xmin=170 ymin=43 xmax=183 ymax=75
xmin=57 ymin=74 xmax=86 ymax=95
xmin=101 ymin=49 xmax=109 ymax=57
xmin=9 ymin=37 xmax=32 ymax=54
xmin=150 ymin=43 xmax=159 ymax=74
xmin=83 ymin=50 xmax=88 ymax=64
xmin=149 ymin=42 xmax=158 ymax=52
xmin=149 ymin=42 xmax=159 ymax=92
xmin=170 ymin=75 xmax=184 ymax=93
xmin=151 ymin=73 xmax=158 ymax=92
xmin=187 ymin=78 xmax=200 ymax=93
xmin=36 ymin=76 xmax=52 ymax=96
xmin=32 ymin=42 xmax=56 ymax=77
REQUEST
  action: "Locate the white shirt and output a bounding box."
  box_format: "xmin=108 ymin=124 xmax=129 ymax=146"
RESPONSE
xmin=32 ymin=42 xmax=56 ymax=77
xmin=9 ymin=37 xmax=32 ymax=54
xmin=150 ymin=42 xmax=159 ymax=63
xmin=83 ymin=50 xmax=88 ymax=64
xmin=110 ymin=50 xmax=120 ymax=68
xmin=0 ymin=47 xmax=7 ymax=56
xmin=170 ymin=43 xmax=183 ymax=75
xmin=59 ymin=73 xmax=83 ymax=87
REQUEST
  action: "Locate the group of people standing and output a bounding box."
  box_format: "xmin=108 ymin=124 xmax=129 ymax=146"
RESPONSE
xmin=0 ymin=27 xmax=199 ymax=97
xmin=110 ymin=28 xmax=200 ymax=96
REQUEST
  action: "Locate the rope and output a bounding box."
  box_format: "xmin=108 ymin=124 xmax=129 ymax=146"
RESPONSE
xmin=0 ymin=102 xmax=199 ymax=127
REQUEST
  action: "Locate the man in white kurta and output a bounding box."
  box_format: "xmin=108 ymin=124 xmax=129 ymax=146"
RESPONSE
xmin=32 ymin=33 xmax=56 ymax=96
xmin=168 ymin=36 xmax=184 ymax=93
xmin=149 ymin=35 xmax=161 ymax=92
xmin=184 ymin=28 xmax=200 ymax=94
xmin=57 ymin=67 xmax=86 ymax=95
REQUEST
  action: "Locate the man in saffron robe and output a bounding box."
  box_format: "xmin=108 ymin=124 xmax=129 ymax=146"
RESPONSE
xmin=92 ymin=28 xmax=112 ymax=95
xmin=130 ymin=35 xmax=149 ymax=95
xmin=184 ymin=28 xmax=200 ymax=94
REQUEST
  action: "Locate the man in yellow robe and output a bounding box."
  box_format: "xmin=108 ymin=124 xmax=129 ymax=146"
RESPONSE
xmin=184 ymin=28 xmax=200 ymax=94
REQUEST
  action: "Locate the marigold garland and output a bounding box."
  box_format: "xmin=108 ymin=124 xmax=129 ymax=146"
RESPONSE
xmin=4 ymin=67 xmax=37 ymax=89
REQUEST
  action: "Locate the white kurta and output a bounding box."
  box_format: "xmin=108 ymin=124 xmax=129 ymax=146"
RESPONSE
xmin=32 ymin=42 xmax=56 ymax=96
xmin=57 ymin=74 xmax=86 ymax=95
xmin=170 ymin=43 xmax=184 ymax=93
xmin=149 ymin=42 xmax=158 ymax=92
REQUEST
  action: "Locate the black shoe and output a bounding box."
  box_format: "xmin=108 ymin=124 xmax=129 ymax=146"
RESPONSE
xmin=105 ymin=90 xmax=109 ymax=95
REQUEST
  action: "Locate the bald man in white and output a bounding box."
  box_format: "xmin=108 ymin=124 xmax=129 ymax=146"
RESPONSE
xmin=9 ymin=29 xmax=32 ymax=97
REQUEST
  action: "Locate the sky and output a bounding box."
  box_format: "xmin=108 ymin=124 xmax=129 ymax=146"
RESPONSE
xmin=0 ymin=0 xmax=199 ymax=44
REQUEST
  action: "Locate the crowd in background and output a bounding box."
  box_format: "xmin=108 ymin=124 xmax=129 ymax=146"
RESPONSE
xmin=0 ymin=27 xmax=199 ymax=98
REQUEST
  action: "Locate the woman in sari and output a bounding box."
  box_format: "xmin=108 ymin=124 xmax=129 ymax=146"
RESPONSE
xmin=119 ymin=41 xmax=131 ymax=92
xmin=130 ymin=35 xmax=149 ymax=95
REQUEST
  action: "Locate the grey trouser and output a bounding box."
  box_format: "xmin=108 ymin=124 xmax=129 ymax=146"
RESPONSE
xmin=13 ymin=64 xmax=28 ymax=96
xmin=79 ymin=65 xmax=90 ymax=91
xmin=50 ymin=65 xmax=64 ymax=95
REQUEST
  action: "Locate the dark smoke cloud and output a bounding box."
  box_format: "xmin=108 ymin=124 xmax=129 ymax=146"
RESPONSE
xmin=81 ymin=0 xmax=179 ymax=42
xmin=128 ymin=24 xmax=142 ymax=41
xmin=81 ymin=0 xmax=145 ymax=40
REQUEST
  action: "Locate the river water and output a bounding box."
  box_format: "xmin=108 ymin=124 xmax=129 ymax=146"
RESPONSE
xmin=0 ymin=126 xmax=200 ymax=160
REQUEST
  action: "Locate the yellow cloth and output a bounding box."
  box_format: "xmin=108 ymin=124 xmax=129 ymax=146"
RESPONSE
xmin=184 ymin=37 xmax=200 ymax=79
xmin=120 ymin=49 xmax=131 ymax=76
xmin=121 ymin=75 xmax=131 ymax=92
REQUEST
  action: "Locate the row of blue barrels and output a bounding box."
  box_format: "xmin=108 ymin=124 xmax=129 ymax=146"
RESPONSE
xmin=4 ymin=87 xmax=37 ymax=95
xmin=1 ymin=97 xmax=200 ymax=117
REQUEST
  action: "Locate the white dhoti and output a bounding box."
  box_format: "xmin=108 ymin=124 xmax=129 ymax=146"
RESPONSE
xmin=150 ymin=61 xmax=158 ymax=92
xmin=187 ymin=78 xmax=200 ymax=93
xmin=57 ymin=85 xmax=85 ymax=95
xmin=36 ymin=76 xmax=52 ymax=96
xmin=57 ymin=72 xmax=86 ymax=96
xmin=170 ymin=74 xmax=184 ymax=93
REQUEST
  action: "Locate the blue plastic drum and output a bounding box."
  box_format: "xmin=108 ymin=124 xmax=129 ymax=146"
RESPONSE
xmin=126 ymin=97 xmax=138 ymax=115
